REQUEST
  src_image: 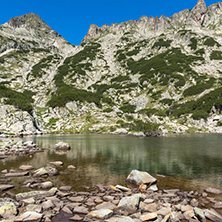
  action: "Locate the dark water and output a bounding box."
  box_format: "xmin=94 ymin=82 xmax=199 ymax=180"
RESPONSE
xmin=1 ymin=133 xmax=222 ymax=192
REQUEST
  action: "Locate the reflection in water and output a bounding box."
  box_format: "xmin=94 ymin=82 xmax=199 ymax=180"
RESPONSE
xmin=1 ymin=134 xmax=222 ymax=191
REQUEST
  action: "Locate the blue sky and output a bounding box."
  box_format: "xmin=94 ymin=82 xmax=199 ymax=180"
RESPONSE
xmin=0 ymin=0 xmax=218 ymax=45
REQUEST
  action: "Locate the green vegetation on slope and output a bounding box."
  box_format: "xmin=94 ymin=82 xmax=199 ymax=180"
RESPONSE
xmin=171 ymin=87 xmax=222 ymax=119
xmin=47 ymin=42 xmax=115 ymax=108
xmin=183 ymin=77 xmax=215 ymax=97
xmin=127 ymin=48 xmax=203 ymax=87
xmin=0 ymin=85 xmax=33 ymax=112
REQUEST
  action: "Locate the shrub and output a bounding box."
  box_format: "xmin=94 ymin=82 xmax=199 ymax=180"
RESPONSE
xmin=129 ymin=120 xmax=159 ymax=133
xmin=152 ymin=38 xmax=172 ymax=49
xmin=204 ymin=37 xmax=220 ymax=47
xmin=119 ymin=104 xmax=136 ymax=113
xmin=160 ymin=98 xmax=174 ymax=106
xmin=192 ymin=110 xmax=208 ymax=120
xmin=188 ymin=38 xmax=197 ymax=50
xmin=210 ymin=51 xmax=222 ymax=60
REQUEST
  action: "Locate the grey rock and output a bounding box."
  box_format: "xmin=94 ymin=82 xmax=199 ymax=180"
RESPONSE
xmin=14 ymin=211 xmax=43 ymax=222
xmin=40 ymin=181 xmax=53 ymax=189
xmin=117 ymin=195 xmax=142 ymax=214
xmin=26 ymin=204 xmax=42 ymax=213
xmin=0 ymin=198 xmax=18 ymax=219
xmin=96 ymin=202 xmax=117 ymax=211
xmin=213 ymin=202 xmax=222 ymax=209
xmin=48 ymin=161 xmax=63 ymax=166
xmin=140 ymin=212 xmax=157 ymax=221
xmin=54 ymin=142 xmax=71 ymax=150
xmin=33 ymin=167 xmax=58 ymax=177
xmin=116 ymin=185 xmax=131 ymax=192
xmin=194 ymin=207 xmax=206 ymax=222
xmin=16 ymin=187 xmax=57 ymax=200
xmin=205 ymin=187 xmax=222 ymax=194
xmin=126 ymin=170 xmax=157 ymax=186
xmin=19 ymin=165 xmax=34 ymax=171
xmin=67 ymin=165 xmax=76 ymax=170
xmin=0 ymin=185 xmax=15 ymax=192
xmin=204 ymin=208 xmax=222 ymax=222
xmin=21 ymin=198 xmax=35 ymax=205
xmin=73 ymin=206 xmax=89 ymax=214
xmin=42 ymin=200 xmax=54 ymax=210
xmin=70 ymin=214 xmax=83 ymax=221
xmin=5 ymin=171 xmax=29 ymax=177
xmin=62 ymin=206 xmax=72 ymax=214
xmin=59 ymin=186 xmax=72 ymax=192
xmin=87 ymin=209 xmax=113 ymax=220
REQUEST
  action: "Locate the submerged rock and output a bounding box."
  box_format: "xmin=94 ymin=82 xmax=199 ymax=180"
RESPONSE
xmin=54 ymin=142 xmax=71 ymax=150
xmin=33 ymin=167 xmax=58 ymax=177
xmin=126 ymin=170 xmax=157 ymax=186
xmin=48 ymin=161 xmax=63 ymax=166
xmin=19 ymin=165 xmax=34 ymax=171
xmin=205 ymin=187 xmax=222 ymax=194
xmin=0 ymin=184 xmax=15 ymax=192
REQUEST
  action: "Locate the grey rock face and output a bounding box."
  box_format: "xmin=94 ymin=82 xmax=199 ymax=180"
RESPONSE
xmin=1 ymin=0 xmax=222 ymax=136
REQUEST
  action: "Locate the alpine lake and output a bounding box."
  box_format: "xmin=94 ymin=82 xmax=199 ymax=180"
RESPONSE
xmin=1 ymin=133 xmax=222 ymax=193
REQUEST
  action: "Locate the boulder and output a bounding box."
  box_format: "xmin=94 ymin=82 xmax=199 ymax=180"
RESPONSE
xmin=15 ymin=187 xmax=57 ymax=201
xmin=67 ymin=165 xmax=76 ymax=170
xmin=116 ymin=194 xmax=145 ymax=214
xmin=205 ymin=187 xmax=222 ymax=194
xmin=116 ymin=185 xmax=131 ymax=192
xmin=48 ymin=161 xmax=63 ymax=166
xmin=140 ymin=212 xmax=157 ymax=221
xmin=14 ymin=211 xmax=43 ymax=222
xmin=19 ymin=165 xmax=34 ymax=171
xmin=40 ymin=181 xmax=53 ymax=189
xmin=116 ymin=216 xmax=135 ymax=222
xmin=5 ymin=171 xmax=29 ymax=177
xmin=73 ymin=206 xmax=89 ymax=214
xmin=0 ymin=198 xmax=18 ymax=219
xmin=54 ymin=142 xmax=71 ymax=150
xmin=213 ymin=202 xmax=222 ymax=209
xmin=70 ymin=215 xmax=83 ymax=221
xmin=26 ymin=204 xmax=42 ymax=213
xmin=96 ymin=202 xmax=116 ymax=211
xmin=87 ymin=209 xmax=113 ymax=220
xmin=41 ymin=200 xmax=54 ymax=211
xmin=33 ymin=167 xmax=58 ymax=177
xmin=126 ymin=170 xmax=157 ymax=186
xmin=204 ymin=208 xmax=222 ymax=222
xmin=194 ymin=207 xmax=206 ymax=222
xmin=0 ymin=184 xmax=15 ymax=192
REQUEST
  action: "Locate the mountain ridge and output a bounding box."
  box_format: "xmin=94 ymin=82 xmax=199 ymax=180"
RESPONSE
xmin=1 ymin=0 xmax=222 ymax=136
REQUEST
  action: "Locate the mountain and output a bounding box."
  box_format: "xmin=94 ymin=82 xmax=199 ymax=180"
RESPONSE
xmin=1 ymin=0 xmax=222 ymax=136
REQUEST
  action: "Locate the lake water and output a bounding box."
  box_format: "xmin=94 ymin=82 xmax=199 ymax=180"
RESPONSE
xmin=1 ymin=133 xmax=222 ymax=192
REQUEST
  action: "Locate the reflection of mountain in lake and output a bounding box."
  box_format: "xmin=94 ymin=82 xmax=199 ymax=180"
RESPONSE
xmin=14 ymin=134 xmax=221 ymax=188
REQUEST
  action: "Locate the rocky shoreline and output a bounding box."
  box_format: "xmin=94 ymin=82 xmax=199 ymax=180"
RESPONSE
xmin=0 ymin=140 xmax=222 ymax=222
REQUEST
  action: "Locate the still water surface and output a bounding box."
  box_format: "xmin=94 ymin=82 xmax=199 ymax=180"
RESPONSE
xmin=1 ymin=133 xmax=222 ymax=191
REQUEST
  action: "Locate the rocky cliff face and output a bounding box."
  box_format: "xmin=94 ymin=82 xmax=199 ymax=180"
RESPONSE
xmin=1 ymin=1 xmax=222 ymax=136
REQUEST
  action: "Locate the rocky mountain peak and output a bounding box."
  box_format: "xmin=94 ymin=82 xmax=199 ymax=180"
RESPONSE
xmin=7 ymin=13 xmax=52 ymax=31
xmin=193 ymin=0 xmax=207 ymax=14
